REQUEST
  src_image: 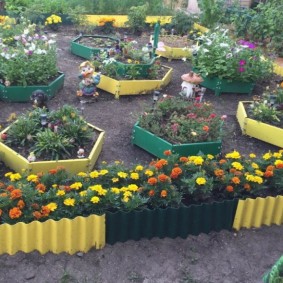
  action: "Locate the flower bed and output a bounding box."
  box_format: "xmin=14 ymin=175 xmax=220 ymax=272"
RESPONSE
xmin=0 ymin=105 xmax=105 ymax=174
xmin=0 ymin=148 xmax=282 ymax=253
xmin=0 ymin=72 xmax=65 ymax=102
xmin=93 ymin=65 xmax=172 ymax=98
xmin=236 ymin=101 xmax=283 ymax=148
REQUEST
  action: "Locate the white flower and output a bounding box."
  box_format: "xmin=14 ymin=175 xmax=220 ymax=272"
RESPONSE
xmin=219 ymin=43 xmax=229 ymax=48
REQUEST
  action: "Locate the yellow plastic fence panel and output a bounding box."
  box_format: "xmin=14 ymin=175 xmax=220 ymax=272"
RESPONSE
xmin=193 ymin=23 xmax=209 ymax=33
xmin=273 ymin=62 xmax=283 ymax=76
xmin=0 ymin=214 xmax=105 ymax=255
xmin=85 ymin=15 xmax=172 ymax=27
xmin=233 ymin=196 xmax=283 ymax=231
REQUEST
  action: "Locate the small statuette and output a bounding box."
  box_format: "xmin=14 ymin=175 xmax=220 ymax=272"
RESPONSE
xmin=77 ymin=147 xmax=85 ymax=158
xmin=27 ymin=152 xmax=36 ymax=162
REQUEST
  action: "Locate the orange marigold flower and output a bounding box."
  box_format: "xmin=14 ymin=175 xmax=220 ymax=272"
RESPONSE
xmin=170 ymin=173 xmax=179 ymax=179
xmin=266 ymin=165 xmax=274 ymax=171
xmin=219 ymin=159 xmax=227 ymax=165
xmin=17 ymin=200 xmax=25 ymax=209
xmin=234 ymin=171 xmax=243 ymax=176
xmin=155 ymin=159 xmax=168 ymax=169
xmin=179 ymin=157 xmax=188 ymax=162
xmin=0 ymin=182 xmax=5 ymax=188
xmin=48 ymin=169 xmax=57 ymax=174
xmin=226 ymin=185 xmax=234 ymax=192
xmin=9 ymin=207 xmax=22 ymax=219
xmin=0 ymin=209 xmax=2 ymax=216
xmin=148 ymin=189 xmax=155 ymax=197
xmin=214 ymin=169 xmax=224 ymax=177
xmin=172 ymin=167 xmax=182 ymax=175
xmin=149 ymin=161 xmax=156 ymax=166
xmin=148 ymin=177 xmax=158 ymax=185
xmin=0 ymin=193 xmax=7 ymax=197
xmin=229 ymin=168 xmax=237 ymax=174
xmin=203 ymin=125 xmax=209 ymax=132
xmin=6 ymin=185 xmax=15 ymax=192
xmin=33 ymin=211 xmax=42 ymax=220
xmin=31 ymin=203 xmax=40 ymax=210
xmin=275 ymin=163 xmax=283 ymax=169
xmin=244 ymin=183 xmax=251 ymax=191
xmin=36 ymin=183 xmax=46 ymax=192
xmin=231 ymin=177 xmax=240 ymax=184
xmin=41 ymin=206 xmax=50 ymax=217
xmin=158 ymin=174 xmax=169 ymax=182
xmin=64 ymin=185 xmax=71 ymax=192
xmin=164 ymin=150 xmax=171 ymax=156
xmin=264 ymin=170 xmax=273 ymax=178
xmin=10 ymin=189 xmax=22 ymax=200
xmin=160 ymin=190 xmax=167 ymax=197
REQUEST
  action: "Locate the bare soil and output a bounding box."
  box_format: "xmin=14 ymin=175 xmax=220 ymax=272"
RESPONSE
xmin=0 ymin=27 xmax=282 ymax=283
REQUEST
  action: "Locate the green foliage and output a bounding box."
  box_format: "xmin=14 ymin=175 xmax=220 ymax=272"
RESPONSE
xmin=263 ymin=256 xmax=283 ymax=283
xmin=126 ymin=3 xmax=149 ymax=34
xmin=169 ymin=10 xmax=195 ymax=35
xmin=197 ymin=0 xmax=226 ymax=28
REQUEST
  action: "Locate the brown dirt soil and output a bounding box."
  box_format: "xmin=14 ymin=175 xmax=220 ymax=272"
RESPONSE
xmin=0 ymin=27 xmax=282 ymax=283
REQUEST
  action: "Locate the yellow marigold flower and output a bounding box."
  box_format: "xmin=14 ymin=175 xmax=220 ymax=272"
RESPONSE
xmin=89 ymin=184 xmax=103 ymax=191
xmin=118 ymin=172 xmax=128 ymax=178
xmin=70 ymin=182 xmax=83 ymax=190
xmin=255 ymin=170 xmax=264 ymax=176
xmin=130 ymin=172 xmax=139 ymax=180
xmin=123 ymin=196 xmax=129 ymax=203
xmin=89 ymin=171 xmax=100 ymax=178
xmin=77 ymin=172 xmax=87 ymax=177
xmin=99 ymin=169 xmax=108 ymax=175
xmin=46 ymin=202 xmax=57 ymax=211
xmin=225 ymin=151 xmax=241 ymax=159
xmin=262 ymin=152 xmax=272 ymax=160
xmin=26 ymin=174 xmax=38 ymax=182
xmin=249 ymin=153 xmax=256 ymax=158
xmin=56 ymin=190 xmax=65 ymax=196
xmin=145 ymin=170 xmax=154 ymax=176
xmin=10 ymin=173 xmax=22 ymax=182
xmin=128 ymin=184 xmax=138 ymax=191
xmin=231 ymin=162 xmax=243 ymax=171
xmin=189 ymin=156 xmax=198 ymax=161
xmin=115 ymin=160 xmax=121 ymax=164
xmin=274 ymin=159 xmax=283 ymax=166
xmin=251 ymin=162 xmax=259 ymax=169
xmin=196 ymin=177 xmax=206 ymax=185
xmin=52 ymin=184 xmax=58 ymax=188
xmin=4 ymin=172 xmax=12 ymax=177
xmin=127 ymin=59 xmax=133 ymax=63
xmin=120 ymin=186 xmax=128 ymax=192
xmin=194 ymin=157 xmax=204 ymax=166
xmin=112 ymin=177 xmax=119 ymax=183
xmin=111 ymin=187 xmax=120 ymax=194
xmin=273 ymin=152 xmax=282 ymax=158
xmin=135 ymin=165 xmax=144 ymax=171
xmin=64 ymin=198 xmax=75 ymax=206
xmin=91 ymin=196 xmax=100 ymax=204
xmin=124 ymin=191 xmax=132 ymax=197
xmin=207 ymin=154 xmax=214 ymax=160
xmin=254 ymin=176 xmax=263 ymax=184
xmin=79 ymin=190 xmax=87 ymax=197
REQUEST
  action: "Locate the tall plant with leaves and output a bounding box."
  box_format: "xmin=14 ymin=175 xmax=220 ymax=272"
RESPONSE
xmin=197 ymin=0 xmax=226 ymax=28
xmin=126 ymin=3 xmax=149 ymax=35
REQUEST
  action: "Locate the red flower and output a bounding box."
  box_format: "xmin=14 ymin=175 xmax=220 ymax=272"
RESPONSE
xmin=160 ymin=190 xmax=167 ymax=197
xmin=148 ymin=177 xmax=158 ymax=185
xmin=226 ymin=185 xmax=234 ymax=192
xmin=203 ymin=125 xmax=209 ymax=132
xmin=164 ymin=150 xmax=171 ymax=156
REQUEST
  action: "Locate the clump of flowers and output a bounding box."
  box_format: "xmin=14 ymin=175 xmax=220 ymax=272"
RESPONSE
xmin=98 ymin=17 xmax=117 ymax=34
xmin=192 ymin=28 xmax=274 ymax=82
xmin=0 ymin=19 xmax=58 ymax=86
xmin=45 ymin=14 xmax=62 ymax=31
xmin=0 ymin=149 xmax=282 ymax=225
xmin=138 ymin=96 xmax=226 ymax=144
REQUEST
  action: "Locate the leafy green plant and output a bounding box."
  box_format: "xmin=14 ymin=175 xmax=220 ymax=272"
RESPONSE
xmin=126 ymin=3 xmax=149 ymax=35
xmin=169 ymin=10 xmax=195 ymax=36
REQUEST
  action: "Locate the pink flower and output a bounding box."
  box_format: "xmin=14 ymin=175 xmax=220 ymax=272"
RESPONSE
xmin=239 ymin=60 xmax=246 ymax=66
xmin=209 ymin=113 xmax=217 ymax=118
xmin=221 ymin=115 xmax=227 ymax=120
xmin=171 ymin=123 xmax=179 ymax=133
xmin=187 ymin=113 xmax=197 ymax=119
xmin=238 ymin=67 xmax=245 ymax=72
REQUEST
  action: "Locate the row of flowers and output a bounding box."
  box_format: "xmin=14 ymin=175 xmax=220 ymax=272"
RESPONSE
xmin=0 ymin=149 xmax=283 ymax=225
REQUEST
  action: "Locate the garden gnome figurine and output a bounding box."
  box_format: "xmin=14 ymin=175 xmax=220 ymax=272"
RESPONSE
xmin=180 ymin=71 xmax=203 ymax=99
xmin=77 ymin=61 xmax=101 ymax=98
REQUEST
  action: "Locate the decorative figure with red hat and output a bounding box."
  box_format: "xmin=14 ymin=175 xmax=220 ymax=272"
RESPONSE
xmin=180 ymin=71 xmax=204 ymax=100
xmin=77 ymin=61 xmax=101 ymax=98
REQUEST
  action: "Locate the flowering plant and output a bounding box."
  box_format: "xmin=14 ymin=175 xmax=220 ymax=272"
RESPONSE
xmin=44 ymin=14 xmax=62 ymax=31
xmin=0 ymin=19 xmax=58 ymax=86
xmin=98 ymin=17 xmax=117 ymax=33
xmin=0 ymin=148 xmax=283 ymax=225
xmin=138 ymin=96 xmax=226 ymax=144
xmin=192 ymin=29 xmax=274 ymax=82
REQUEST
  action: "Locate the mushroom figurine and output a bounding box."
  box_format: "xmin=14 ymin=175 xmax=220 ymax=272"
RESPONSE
xmin=180 ymin=71 xmax=203 ymax=99
xmin=77 ymin=146 xmax=85 ymax=158
xmin=27 ymin=152 xmax=36 ymax=162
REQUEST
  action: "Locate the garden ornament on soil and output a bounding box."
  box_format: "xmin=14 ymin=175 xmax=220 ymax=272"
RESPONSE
xmin=77 ymin=61 xmax=101 ymax=99
xmin=180 ymin=71 xmax=205 ymax=101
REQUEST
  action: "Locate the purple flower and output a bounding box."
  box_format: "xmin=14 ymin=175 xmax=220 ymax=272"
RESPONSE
xmin=238 ymin=39 xmax=256 ymax=49
xmin=238 ymin=67 xmax=245 ymax=72
xmin=239 ymin=60 xmax=246 ymax=66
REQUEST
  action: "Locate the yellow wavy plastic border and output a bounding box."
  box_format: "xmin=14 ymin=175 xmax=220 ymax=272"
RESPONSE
xmin=0 ymin=214 xmax=105 ymax=255
xmin=233 ymin=196 xmax=283 ymax=231
xmin=273 ymin=62 xmax=283 ymax=76
xmin=156 ymin=45 xmax=192 ymax=60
